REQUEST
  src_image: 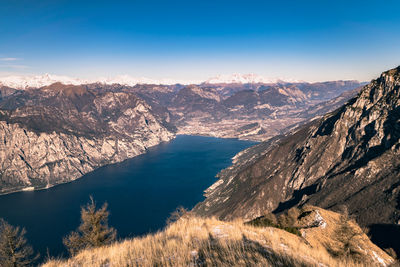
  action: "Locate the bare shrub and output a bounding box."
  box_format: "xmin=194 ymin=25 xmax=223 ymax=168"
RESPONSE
xmin=63 ymin=196 xmax=117 ymax=255
xmin=0 ymin=219 xmax=39 ymax=267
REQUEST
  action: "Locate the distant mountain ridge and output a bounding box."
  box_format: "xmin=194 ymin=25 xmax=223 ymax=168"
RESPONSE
xmin=0 ymin=73 xmax=362 ymax=89
xmin=205 ymin=73 xmax=301 ymax=84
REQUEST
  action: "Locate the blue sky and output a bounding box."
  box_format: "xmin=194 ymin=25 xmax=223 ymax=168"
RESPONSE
xmin=1 ymin=0 xmax=400 ymax=81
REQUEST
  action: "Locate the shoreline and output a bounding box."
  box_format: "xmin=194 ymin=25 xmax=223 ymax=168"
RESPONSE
xmin=0 ymin=134 xmax=259 ymax=197
xmin=0 ymin=135 xmax=177 ymax=197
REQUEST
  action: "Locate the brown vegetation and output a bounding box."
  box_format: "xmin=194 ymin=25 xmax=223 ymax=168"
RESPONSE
xmin=0 ymin=219 xmax=38 ymax=266
xmin=63 ymin=197 xmax=117 ymax=256
xmin=44 ymin=206 xmax=394 ymax=267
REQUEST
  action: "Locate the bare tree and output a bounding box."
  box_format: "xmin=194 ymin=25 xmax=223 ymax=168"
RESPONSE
xmin=63 ymin=196 xmax=117 ymax=255
xmin=0 ymin=219 xmax=38 ymax=267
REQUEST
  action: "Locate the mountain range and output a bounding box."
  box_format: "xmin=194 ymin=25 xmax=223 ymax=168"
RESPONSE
xmin=0 ymin=73 xmax=348 ymax=89
xmin=194 ymin=66 xmax=400 ymax=255
xmin=0 ymin=78 xmax=364 ymax=195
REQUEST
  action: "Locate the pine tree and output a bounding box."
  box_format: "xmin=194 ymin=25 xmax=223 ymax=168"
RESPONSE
xmin=63 ymin=196 xmax=117 ymax=255
xmin=0 ymin=219 xmax=38 ymax=267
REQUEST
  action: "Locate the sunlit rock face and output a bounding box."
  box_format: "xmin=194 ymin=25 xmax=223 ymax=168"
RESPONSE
xmin=0 ymin=83 xmax=174 ymax=194
xmin=194 ymin=66 xmax=400 ymax=228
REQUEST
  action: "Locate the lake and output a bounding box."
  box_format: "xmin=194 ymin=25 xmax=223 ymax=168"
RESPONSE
xmin=0 ymin=135 xmax=256 ymax=261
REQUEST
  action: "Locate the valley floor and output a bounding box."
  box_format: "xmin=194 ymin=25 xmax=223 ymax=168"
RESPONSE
xmin=176 ymin=118 xmax=303 ymax=141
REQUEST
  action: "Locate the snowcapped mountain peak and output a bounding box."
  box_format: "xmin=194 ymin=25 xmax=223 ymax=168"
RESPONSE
xmin=0 ymin=74 xmax=202 ymax=89
xmin=205 ymin=73 xmax=303 ymax=84
xmin=0 ymin=73 xmax=301 ymax=89
xmin=0 ymin=74 xmax=88 ymax=89
xmin=96 ymin=75 xmax=154 ymax=86
xmin=205 ymin=73 xmax=278 ymax=84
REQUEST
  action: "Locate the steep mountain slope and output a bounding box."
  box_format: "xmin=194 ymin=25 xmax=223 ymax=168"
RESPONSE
xmin=43 ymin=206 xmax=394 ymax=267
xmin=298 ymin=86 xmax=361 ymax=118
xmin=0 ymin=83 xmax=174 ymax=194
xmin=0 ymin=86 xmax=18 ymax=100
xmin=296 ymin=80 xmax=364 ymax=101
xmin=193 ymin=66 xmax=400 ymax=232
xmin=87 ymin=83 xmax=178 ymax=132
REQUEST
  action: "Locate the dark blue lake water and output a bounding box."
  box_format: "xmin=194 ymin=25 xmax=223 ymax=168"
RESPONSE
xmin=0 ymin=135 xmax=256 ymax=260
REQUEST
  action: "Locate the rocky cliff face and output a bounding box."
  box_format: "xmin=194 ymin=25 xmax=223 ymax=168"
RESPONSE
xmin=193 ymin=67 xmax=400 ymax=231
xmin=0 ymin=83 xmax=174 ymax=194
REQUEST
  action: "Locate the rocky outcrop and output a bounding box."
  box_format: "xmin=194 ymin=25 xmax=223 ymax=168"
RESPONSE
xmin=0 ymin=83 xmax=174 ymax=194
xmin=193 ymin=66 xmax=400 ymax=230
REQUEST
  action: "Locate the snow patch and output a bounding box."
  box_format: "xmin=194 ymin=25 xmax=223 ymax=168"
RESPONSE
xmin=0 ymin=73 xmax=201 ymax=89
xmin=0 ymin=73 xmax=305 ymax=89
xmin=206 ymin=73 xmax=300 ymax=84
xmin=372 ymin=251 xmax=388 ymax=266
xmin=314 ymin=210 xmax=327 ymax=229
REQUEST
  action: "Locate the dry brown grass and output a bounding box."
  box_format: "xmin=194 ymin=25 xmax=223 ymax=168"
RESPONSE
xmin=43 ymin=207 xmax=394 ymax=267
xmin=294 ymin=205 xmax=394 ymax=265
